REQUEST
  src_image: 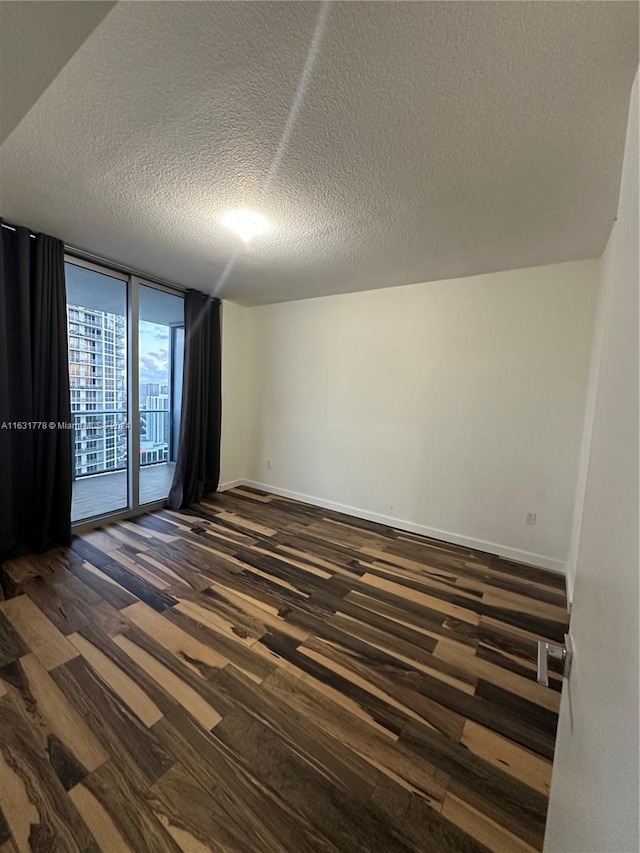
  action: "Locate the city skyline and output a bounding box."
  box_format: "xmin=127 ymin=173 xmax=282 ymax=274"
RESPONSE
xmin=67 ymin=302 xmax=127 ymax=476
xmin=68 ymin=307 xmax=173 ymax=475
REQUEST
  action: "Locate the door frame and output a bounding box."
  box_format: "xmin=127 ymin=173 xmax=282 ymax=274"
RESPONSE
xmin=65 ymin=254 xmax=185 ymax=529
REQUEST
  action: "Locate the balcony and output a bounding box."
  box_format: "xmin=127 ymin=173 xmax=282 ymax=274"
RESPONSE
xmin=71 ymin=409 xmax=176 ymax=522
xmin=71 ymin=463 xmax=176 ymax=522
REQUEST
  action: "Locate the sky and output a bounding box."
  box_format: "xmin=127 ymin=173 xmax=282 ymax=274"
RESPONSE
xmin=139 ymin=320 xmax=169 ymax=388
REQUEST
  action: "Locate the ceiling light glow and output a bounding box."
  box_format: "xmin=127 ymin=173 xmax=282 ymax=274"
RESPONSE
xmin=222 ymin=209 xmax=269 ymax=243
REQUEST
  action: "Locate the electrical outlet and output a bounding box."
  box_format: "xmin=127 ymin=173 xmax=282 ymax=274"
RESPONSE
xmin=266 ymin=459 xmax=271 ymax=469
xmin=526 ymin=512 xmax=536 ymax=525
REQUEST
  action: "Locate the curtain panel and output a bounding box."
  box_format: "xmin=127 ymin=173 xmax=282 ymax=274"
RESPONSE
xmin=0 ymin=222 xmax=72 ymax=562
xmin=168 ymin=290 xmax=221 ymax=508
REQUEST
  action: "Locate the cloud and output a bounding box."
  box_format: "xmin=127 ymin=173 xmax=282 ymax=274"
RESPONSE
xmin=139 ymin=322 xmax=169 ymax=383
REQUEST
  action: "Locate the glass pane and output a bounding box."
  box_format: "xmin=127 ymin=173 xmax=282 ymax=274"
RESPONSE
xmin=66 ymin=262 xmax=128 ymax=521
xmin=139 ymin=285 xmax=184 ymax=504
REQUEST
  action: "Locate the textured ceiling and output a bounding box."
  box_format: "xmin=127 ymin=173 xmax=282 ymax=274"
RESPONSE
xmin=0 ymin=1 xmax=115 ymax=143
xmin=0 ymin=1 xmax=637 ymax=305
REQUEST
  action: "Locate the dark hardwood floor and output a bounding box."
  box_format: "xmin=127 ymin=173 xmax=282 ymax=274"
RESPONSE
xmin=0 ymin=487 xmax=569 ymax=852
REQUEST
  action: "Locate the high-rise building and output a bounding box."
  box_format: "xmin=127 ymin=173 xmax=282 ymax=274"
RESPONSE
xmin=143 ymin=394 xmax=170 ymax=445
xmin=67 ymin=304 xmax=127 ymax=476
xmin=139 ymin=382 xmax=160 ymax=402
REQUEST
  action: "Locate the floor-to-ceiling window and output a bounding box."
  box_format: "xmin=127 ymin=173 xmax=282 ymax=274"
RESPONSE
xmin=139 ymin=283 xmax=184 ymax=504
xmin=65 ymin=258 xmax=184 ymax=523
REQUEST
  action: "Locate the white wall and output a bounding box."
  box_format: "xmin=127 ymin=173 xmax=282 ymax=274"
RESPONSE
xmin=544 ymin=72 xmax=639 ymax=853
xmin=241 ymin=260 xmax=598 ymax=570
xmin=564 ymin=262 xmax=608 ymax=604
xmin=219 ymin=300 xmax=251 ymax=489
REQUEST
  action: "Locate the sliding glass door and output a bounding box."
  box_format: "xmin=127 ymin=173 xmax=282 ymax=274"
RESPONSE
xmin=138 ymin=283 xmax=184 ymax=504
xmin=65 ymin=259 xmax=184 ymax=523
xmin=66 ymin=261 xmax=129 ymax=522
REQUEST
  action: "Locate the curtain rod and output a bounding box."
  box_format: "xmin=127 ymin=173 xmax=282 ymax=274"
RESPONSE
xmin=65 ymin=244 xmax=188 ymax=294
xmin=1 ymin=221 xmax=188 ymax=295
xmin=1 ymin=222 xmax=35 ymax=237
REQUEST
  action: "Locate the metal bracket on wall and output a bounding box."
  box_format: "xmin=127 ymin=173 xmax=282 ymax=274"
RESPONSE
xmin=537 ymin=633 xmax=573 ymax=687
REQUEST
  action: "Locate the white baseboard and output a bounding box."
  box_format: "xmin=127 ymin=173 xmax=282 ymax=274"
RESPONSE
xmin=217 ymin=478 xmax=244 ymax=492
xmin=239 ymin=479 xmax=567 ymax=575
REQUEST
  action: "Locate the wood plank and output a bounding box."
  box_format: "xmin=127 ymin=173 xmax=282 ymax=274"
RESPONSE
xmin=298 ymin=634 xmax=467 ymax=741
xmin=205 ymin=580 xmax=311 ymax=643
xmin=164 ymin=606 xmax=274 ymax=684
xmin=174 ymin=598 xmax=261 ymax=646
xmin=130 ymin=553 xmax=187 ymax=586
xmin=121 ymin=601 xmax=227 ymax=676
xmin=51 ymin=655 xmax=175 ymax=787
xmin=325 ymin=610 xmax=477 ymax=694
xmin=68 ymin=632 xmax=164 ymax=727
xmin=88 ymin=600 xmax=134 ymax=638
xmin=213 ymin=511 xmax=277 ymax=537
xmin=345 ymin=588 xmax=479 ymax=648
xmin=0 ymin=803 xmax=9 ymax=846
xmin=108 ymin=550 xmax=171 ymax=590
xmin=369 ymin=779 xmax=493 ymax=853
xmin=401 ymin=720 xmax=548 ymax=849
xmin=0 ymin=694 xmax=97 ymax=851
xmin=20 ymin=570 xmax=98 ymax=636
xmin=1 ymin=653 xmax=108 ymax=778
xmin=210 ymin=707 xmax=427 ymax=853
xmin=82 ymin=529 xmax=124 ymax=553
xmin=113 ymin=634 xmax=223 ymax=731
xmin=442 ymin=792 xmax=539 ymax=853
xmin=149 ymin=762 xmax=265 ymax=853
xmin=434 ymin=639 xmax=561 ymax=713
xmin=69 ymin=782 xmax=133 ymax=852
xmin=71 ymin=540 xmax=178 ymax=611
xmin=66 ymin=557 xmax=139 ymax=610
xmin=261 ymin=668 xmax=448 ymax=806
xmin=209 ymin=665 xmax=379 ymax=802
xmin=0 ymin=596 xmax=78 ymax=670
xmin=153 ymin=709 xmax=339 ymax=853
xmin=461 ymin=720 xmax=552 ymax=796
xmin=78 ymin=760 xmax=181 ymax=853
xmin=0 ymin=748 xmax=41 ymax=852
xmin=0 ymin=554 xmax=45 ymax=584
xmin=260 ymin=629 xmax=440 ymax=741
xmin=0 ymin=612 xmax=29 ymax=667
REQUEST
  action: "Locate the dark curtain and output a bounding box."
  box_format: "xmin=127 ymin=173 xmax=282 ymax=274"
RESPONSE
xmin=0 ymin=223 xmax=72 ymax=561
xmin=167 ymin=290 xmax=221 ymax=508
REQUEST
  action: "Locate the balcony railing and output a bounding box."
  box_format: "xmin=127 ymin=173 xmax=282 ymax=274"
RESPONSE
xmin=72 ymin=408 xmax=172 ymax=478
